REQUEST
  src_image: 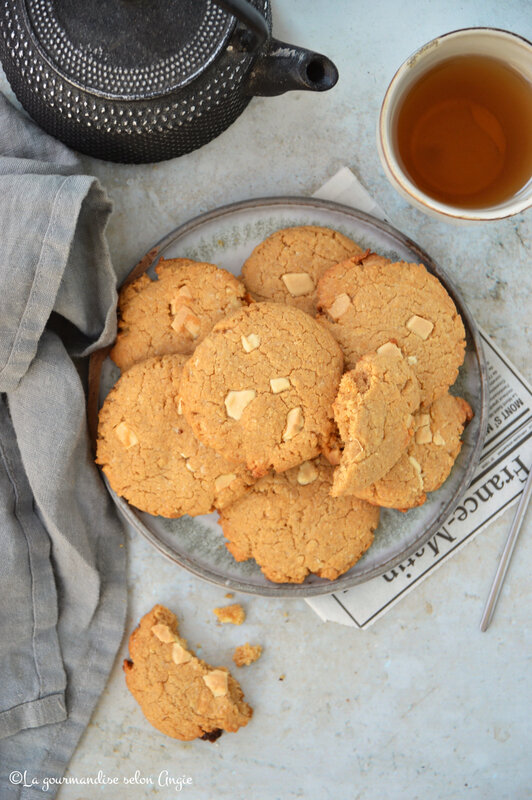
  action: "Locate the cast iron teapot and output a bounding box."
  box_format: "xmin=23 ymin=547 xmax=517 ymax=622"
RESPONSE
xmin=0 ymin=0 xmax=339 ymax=163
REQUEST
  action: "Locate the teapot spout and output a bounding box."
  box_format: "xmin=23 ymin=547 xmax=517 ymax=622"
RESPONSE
xmin=244 ymin=38 xmax=338 ymax=97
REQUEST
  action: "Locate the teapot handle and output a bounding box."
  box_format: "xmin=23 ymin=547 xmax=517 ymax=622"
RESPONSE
xmin=211 ymin=0 xmax=269 ymax=51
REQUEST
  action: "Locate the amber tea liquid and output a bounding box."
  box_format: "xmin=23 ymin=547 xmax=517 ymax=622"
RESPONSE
xmin=395 ymin=55 xmax=532 ymax=208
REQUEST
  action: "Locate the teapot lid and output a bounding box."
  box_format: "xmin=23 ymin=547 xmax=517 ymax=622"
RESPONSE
xmin=24 ymin=0 xmax=236 ymax=100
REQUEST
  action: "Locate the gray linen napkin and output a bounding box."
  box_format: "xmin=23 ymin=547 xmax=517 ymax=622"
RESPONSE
xmin=0 ymin=94 xmax=127 ymax=799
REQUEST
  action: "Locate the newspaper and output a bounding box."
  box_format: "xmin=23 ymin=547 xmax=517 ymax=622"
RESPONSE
xmin=307 ymin=169 xmax=531 ymax=628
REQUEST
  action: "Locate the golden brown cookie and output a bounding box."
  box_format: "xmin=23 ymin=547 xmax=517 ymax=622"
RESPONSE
xmin=242 ymin=226 xmax=363 ymax=315
xmin=111 ymin=258 xmax=246 ymax=371
xmin=123 ymin=605 xmax=252 ymax=741
xmin=180 ymin=302 xmax=344 ymax=477
xmin=96 ymin=355 xmax=255 ymax=517
xmin=218 ymin=457 xmax=379 ymax=583
xmin=317 ymin=252 xmax=466 ymax=407
xmin=356 ymin=393 xmax=473 ymax=509
xmin=331 ymin=345 xmax=421 ymax=497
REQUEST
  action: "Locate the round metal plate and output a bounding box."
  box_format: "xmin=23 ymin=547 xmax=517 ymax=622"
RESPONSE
xmin=99 ymin=197 xmax=488 ymax=597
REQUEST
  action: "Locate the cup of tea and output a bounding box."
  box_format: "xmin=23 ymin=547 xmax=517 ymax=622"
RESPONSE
xmin=377 ymin=28 xmax=532 ymax=221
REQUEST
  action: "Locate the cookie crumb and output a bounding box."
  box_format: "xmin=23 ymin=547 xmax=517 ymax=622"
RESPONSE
xmin=225 ymin=592 xmax=234 ymax=599
xmin=233 ymin=643 xmax=263 ymax=667
xmin=213 ymin=603 xmax=246 ymax=625
xmin=279 ymin=674 xmax=285 ymax=681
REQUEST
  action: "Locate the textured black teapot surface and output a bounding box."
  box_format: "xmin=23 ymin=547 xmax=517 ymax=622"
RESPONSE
xmin=0 ymin=0 xmax=338 ymax=163
xmin=29 ymin=0 xmax=237 ymax=99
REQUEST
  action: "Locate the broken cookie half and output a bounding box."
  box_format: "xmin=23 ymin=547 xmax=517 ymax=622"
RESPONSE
xmin=123 ymin=605 xmax=252 ymax=741
xmin=331 ymin=346 xmax=421 ymax=497
xmin=355 ymin=392 xmax=473 ymax=510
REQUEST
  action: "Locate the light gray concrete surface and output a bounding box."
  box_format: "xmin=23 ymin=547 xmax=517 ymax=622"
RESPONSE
xmin=2 ymin=1 xmax=531 ymax=798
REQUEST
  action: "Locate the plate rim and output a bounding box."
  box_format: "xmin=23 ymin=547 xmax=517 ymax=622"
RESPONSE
xmin=106 ymin=195 xmax=489 ymax=598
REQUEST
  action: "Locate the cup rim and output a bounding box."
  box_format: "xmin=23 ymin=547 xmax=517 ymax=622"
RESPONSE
xmin=378 ymin=27 xmax=532 ymax=221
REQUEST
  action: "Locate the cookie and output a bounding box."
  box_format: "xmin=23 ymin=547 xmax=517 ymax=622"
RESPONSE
xmin=180 ymin=302 xmax=344 ymax=477
xmin=111 ymin=258 xmax=246 ymax=371
xmin=218 ymin=457 xmax=379 ymax=583
xmin=317 ymin=252 xmax=466 ymax=407
xmin=331 ymin=345 xmax=421 ymax=497
xmin=123 ymin=605 xmax=252 ymax=741
xmin=356 ymin=393 xmax=473 ymax=509
xmin=96 ymin=355 xmax=255 ymax=517
xmin=242 ymin=226 xmax=363 ymax=315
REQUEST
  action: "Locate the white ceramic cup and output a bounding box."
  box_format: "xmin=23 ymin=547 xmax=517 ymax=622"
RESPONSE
xmin=377 ymin=28 xmax=532 ymax=222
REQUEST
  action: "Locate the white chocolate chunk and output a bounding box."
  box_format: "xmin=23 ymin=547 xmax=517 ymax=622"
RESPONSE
xmin=185 ymin=460 xmax=195 ymax=473
xmin=172 ymin=642 xmax=192 ymax=665
xmin=214 ymin=473 xmax=237 ymax=492
xmin=171 ymin=305 xmax=200 ymax=337
xmin=203 ymin=669 xmax=229 ymax=697
xmin=433 ymin=431 xmax=446 ymax=446
xmin=282 ymin=407 xmax=304 ymax=441
xmin=409 ymin=455 xmax=424 ymax=488
xmin=416 ymin=426 xmax=433 ymax=444
xmin=151 ymin=624 xmax=177 ymax=643
xmin=270 ymin=377 xmax=290 ymax=394
xmin=177 ymin=397 xmax=183 ymax=415
xmin=170 ymin=296 xmax=190 ymax=316
xmin=328 ymin=292 xmax=351 ymax=320
xmin=225 ymin=389 xmax=256 ymax=420
xmin=406 ymin=314 xmax=434 ymax=340
xmin=170 ymin=285 xmax=193 ymax=313
xmin=418 ymin=414 xmax=431 ymax=428
xmin=241 ymin=333 xmax=260 ymax=353
xmin=184 ymin=314 xmax=201 ymax=339
xmin=114 ymin=422 xmax=139 ymax=449
xmin=407 ymin=355 xmax=418 ymax=365
xmin=281 ymin=272 xmax=315 ymax=296
xmin=297 ymin=460 xmax=319 ymax=485
xmin=377 ymin=341 xmax=402 ymax=358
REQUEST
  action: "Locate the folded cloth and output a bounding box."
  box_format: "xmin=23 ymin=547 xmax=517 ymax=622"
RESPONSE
xmin=0 ymin=94 xmax=127 ymax=799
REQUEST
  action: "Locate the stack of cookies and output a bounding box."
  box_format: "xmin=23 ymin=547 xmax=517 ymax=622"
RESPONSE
xmin=97 ymin=226 xmax=471 ymax=584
